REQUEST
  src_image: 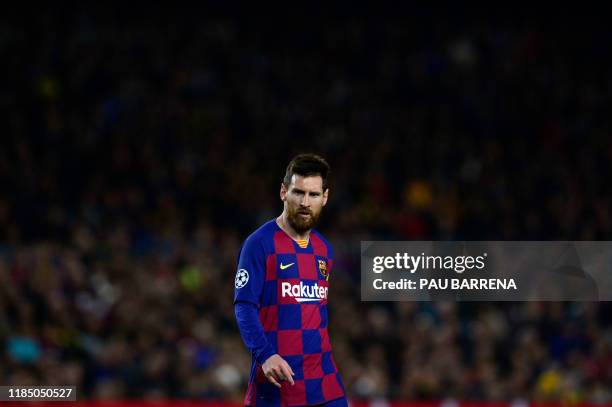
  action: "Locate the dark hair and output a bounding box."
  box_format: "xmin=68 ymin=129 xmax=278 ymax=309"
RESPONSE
xmin=283 ymin=154 xmax=330 ymax=190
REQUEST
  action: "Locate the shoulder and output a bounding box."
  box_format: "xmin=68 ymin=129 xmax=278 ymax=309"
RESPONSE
xmin=241 ymin=219 xmax=277 ymax=253
xmin=310 ymin=229 xmax=334 ymax=258
xmin=311 ymin=229 xmax=332 ymax=248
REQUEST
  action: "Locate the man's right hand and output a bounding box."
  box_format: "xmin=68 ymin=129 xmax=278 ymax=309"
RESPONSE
xmin=262 ymin=354 xmax=295 ymax=388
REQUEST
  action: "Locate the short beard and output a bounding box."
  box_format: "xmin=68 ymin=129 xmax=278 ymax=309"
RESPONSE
xmin=287 ymin=207 xmax=320 ymax=234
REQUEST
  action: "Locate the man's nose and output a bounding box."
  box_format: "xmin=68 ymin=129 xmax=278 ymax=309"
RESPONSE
xmin=301 ymin=194 xmax=310 ymax=207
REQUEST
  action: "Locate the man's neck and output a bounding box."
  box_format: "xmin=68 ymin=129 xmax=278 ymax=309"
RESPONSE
xmin=276 ymin=213 xmax=311 ymax=241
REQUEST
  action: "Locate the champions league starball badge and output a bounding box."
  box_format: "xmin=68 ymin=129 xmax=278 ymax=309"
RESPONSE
xmin=235 ymin=269 xmax=249 ymax=288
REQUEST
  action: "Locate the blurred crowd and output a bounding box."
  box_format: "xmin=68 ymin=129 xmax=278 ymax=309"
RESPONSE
xmin=1 ymin=7 xmax=611 ymax=403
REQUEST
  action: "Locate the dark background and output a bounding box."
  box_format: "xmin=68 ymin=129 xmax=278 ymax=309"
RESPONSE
xmin=0 ymin=5 xmax=610 ymax=403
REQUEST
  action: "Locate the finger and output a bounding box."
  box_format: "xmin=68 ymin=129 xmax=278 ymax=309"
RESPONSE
xmin=281 ymin=360 xmax=295 ymax=377
xmin=280 ymin=364 xmax=295 ymax=385
xmin=266 ymin=372 xmax=282 ymax=388
xmin=274 ymin=367 xmax=289 ymax=383
xmin=270 ymin=367 xmax=283 ymax=381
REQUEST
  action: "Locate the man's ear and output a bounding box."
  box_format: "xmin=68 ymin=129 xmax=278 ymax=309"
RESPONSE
xmin=322 ymin=188 xmax=329 ymax=206
xmin=280 ymin=183 xmax=287 ymax=201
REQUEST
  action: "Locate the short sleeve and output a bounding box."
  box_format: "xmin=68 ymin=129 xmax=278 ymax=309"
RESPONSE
xmin=233 ymin=235 xmax=266 ymax=305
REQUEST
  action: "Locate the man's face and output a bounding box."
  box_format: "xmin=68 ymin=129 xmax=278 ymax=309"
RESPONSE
xmin=281 ymin=174 xmax=328 ymax=233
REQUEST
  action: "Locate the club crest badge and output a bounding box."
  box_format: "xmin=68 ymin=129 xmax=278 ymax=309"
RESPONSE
xmin=318 ymin=259 xmax=329 ymax=281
